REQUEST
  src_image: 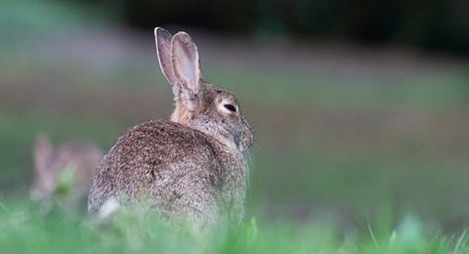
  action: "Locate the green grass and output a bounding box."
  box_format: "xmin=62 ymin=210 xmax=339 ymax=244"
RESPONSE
xmin=0 ymin=200 xmax=468 ymax=254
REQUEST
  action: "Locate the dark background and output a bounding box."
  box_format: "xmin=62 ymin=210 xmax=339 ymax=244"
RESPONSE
xmin=79 ymin=0 xmax=469 ymax=56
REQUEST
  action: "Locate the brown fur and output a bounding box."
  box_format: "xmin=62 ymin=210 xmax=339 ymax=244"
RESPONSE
xmin=88 ymin=27 xmax=253 ymax=228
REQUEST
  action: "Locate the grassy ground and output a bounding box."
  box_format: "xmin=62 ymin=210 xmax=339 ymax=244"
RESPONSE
xmin=1 ymin=0 xmax=469 ymax=252
xmin=1 ymin=200 xmax=468 ymax=254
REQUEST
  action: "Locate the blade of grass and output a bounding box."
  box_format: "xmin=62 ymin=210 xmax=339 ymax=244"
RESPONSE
xmin=453 ymin=230 xmax=467 ymax=254
xmin=368 ymin=223 xmax=379 ymax=248
xmin=0 ymin=201 xmax=10 ymax=214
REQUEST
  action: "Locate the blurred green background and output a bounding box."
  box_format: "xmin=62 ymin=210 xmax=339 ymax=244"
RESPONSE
xmin=1 ymin=0 xmax=469 ymax=233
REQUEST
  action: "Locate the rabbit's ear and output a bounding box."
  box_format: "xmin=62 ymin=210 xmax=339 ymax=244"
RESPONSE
xmin=171 ymin=31 xmax=202 ymax=110
xmin=33 ymin=133 xmax=53 ymax=174
xmin=155 ymin=27 xmax=177 ymax=85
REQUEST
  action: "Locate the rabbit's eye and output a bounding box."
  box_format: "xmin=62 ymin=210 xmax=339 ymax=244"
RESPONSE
xmin=224 ymin=104 xmax=237 ymax=112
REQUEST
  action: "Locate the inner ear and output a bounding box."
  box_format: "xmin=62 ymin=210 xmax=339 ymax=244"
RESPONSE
xmin=171 ymin=32 xmax=202 ymax=95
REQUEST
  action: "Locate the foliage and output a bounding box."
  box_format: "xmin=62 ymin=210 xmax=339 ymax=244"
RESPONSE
xmin=0 ymin=201 xmax=468 ymax=254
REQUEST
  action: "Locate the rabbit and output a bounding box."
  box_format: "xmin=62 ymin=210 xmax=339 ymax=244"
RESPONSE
xmin=88 ymin=27 xmax=253 ymax=228
xmin=31 ymin=133 xmax=104 ymax=208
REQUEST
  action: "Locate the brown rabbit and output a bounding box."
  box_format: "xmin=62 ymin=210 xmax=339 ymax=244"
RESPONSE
xmin=88 ymin=27 xmax=253 ymax=228
xmin=31 ymin=133 xmax=103 ymax=207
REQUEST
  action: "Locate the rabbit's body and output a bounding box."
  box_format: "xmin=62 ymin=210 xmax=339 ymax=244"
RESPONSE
xmin=31 ymin=134 xmax=103 ymax=206
xmin=88 ymin=27 xmax=253 ymax=227
xmin=88 ymin=120 xmax=247 ymax=225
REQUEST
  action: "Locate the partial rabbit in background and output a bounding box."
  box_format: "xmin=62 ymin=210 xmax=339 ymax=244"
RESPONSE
xmin=31 ymin=133 xmax=103 ymax=208
xmin=88 ymin=27 xmax=253 ymax=228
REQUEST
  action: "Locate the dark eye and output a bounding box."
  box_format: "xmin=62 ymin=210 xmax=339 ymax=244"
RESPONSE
xmin=224 ymin=104 xmax=237 ymax=112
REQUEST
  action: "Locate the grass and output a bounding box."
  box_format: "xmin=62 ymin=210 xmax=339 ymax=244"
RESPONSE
xmin=0 ymin=200 xmax=468 ymax=254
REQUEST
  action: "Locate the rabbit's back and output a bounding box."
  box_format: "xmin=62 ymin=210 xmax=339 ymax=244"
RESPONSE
xmin=88 ymin=120 xmax=246 ymax=223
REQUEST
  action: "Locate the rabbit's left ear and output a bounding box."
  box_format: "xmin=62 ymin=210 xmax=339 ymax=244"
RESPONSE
xmin=155 ymin=27 xmax=177 ymax=86
xmin=171 ymin=31 xmax=202 ymax=110
xmin=33 ymin=133 xmax=53 ymax=174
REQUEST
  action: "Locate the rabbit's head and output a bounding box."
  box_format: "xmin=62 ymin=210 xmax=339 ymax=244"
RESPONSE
xmin=155 ymin=27 xmax=253 ymax=154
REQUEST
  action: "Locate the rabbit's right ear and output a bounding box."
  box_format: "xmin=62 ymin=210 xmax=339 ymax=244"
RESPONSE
xmin=171 ymin=31 xmax=202 ymax=111
xmin=33 ymin=133 xmax=53 ymax=174
xmin=155 ymin=27 xmax=177 ymax=85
